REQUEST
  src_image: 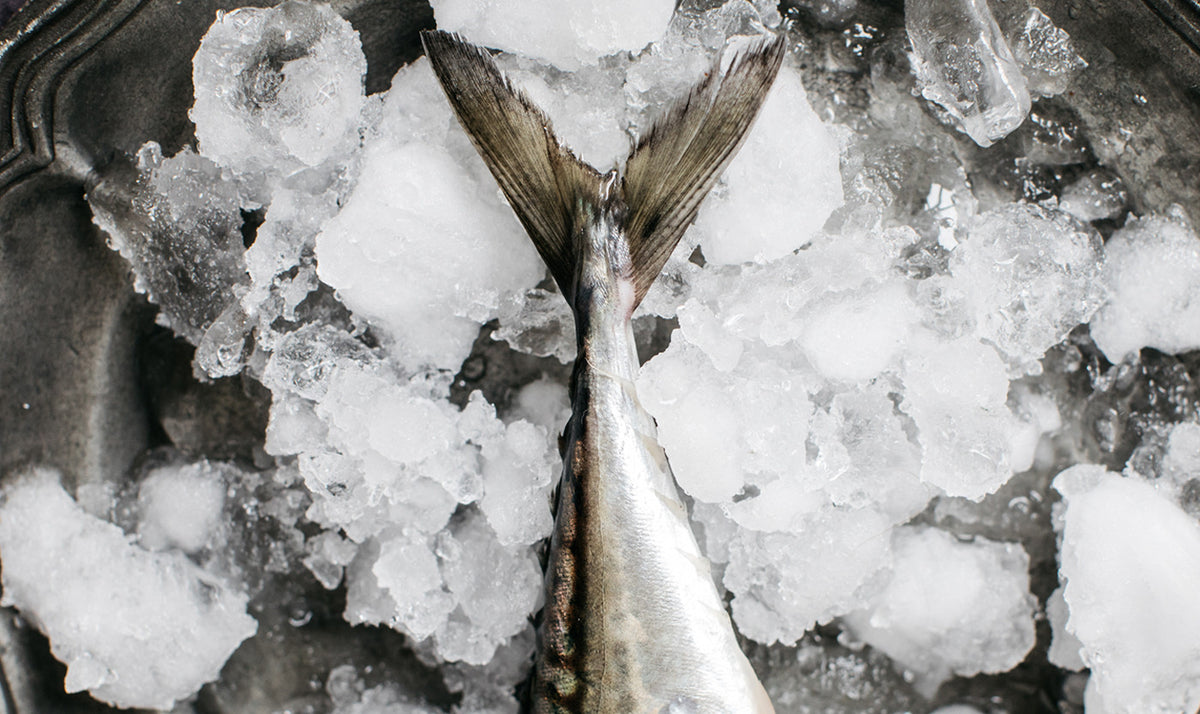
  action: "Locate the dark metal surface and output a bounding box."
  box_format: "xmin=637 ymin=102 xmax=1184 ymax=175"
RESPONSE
xmin=1142 ymin=0 xmax=1200 ymax=55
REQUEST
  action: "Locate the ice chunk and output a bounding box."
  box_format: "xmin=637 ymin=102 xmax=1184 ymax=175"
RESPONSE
xmin=951 ymin=204 xmax=1106 ymax=374
xmin=1008 ymin=7 xmax=1086 ymax=98
xmin=315 ymin=60 xmax=544 ymax=372
xmin=690 ymin=66 xmax=844 ymax=265
xmin=374 ymin=533 xmax=452 ymax=639
xmin=1164 ymin=422 xmax=1200 ymax=485
xmin=507 ymin=376 xmax=570 ymax=435
xmin=1053 ymin=466 xmax=1200 ymax=714
xmin=242 ymin=185 xmax=342 ymax=320
xmin=1059 ymin=169 xmax=1128 ymax=223
xmin=906 ymin=0 xmax=1031 ymax=146
xmin=478 ymin=417 xmax=556 ymax=546
xmin=1089 ymin=211 xmax=1200 ymax=362
xmin=262 ymin=322 xmax=376 ymax=402
xmin=638 ymin=340 xmax=813 ymax=503
xmin=0 ymin=469 xmax=256 ymax=710
xmin=191 ymin=1 xmax=367 ymax=176
xmin=900 ymin=334 xmax=1023 ymax=499
xmin=493 ymin=288 xmax=576 ymax=364
xmin=811 ymin=386 xmax=932 ymax=519
xmin=345 ymin=513 xmax=542 ymax=665
xmin=434 ymin=512 xmax=544 ymax=664
xmin=303 ymin=530 xmax=359 ymax=589
xmin=137 ymin=459 xmax=229 ymax=553
xmin=722 ymin=506 xmax=894 ymax=644
xmin=194 ymin=302 xmax=251 ymax=378
xmin=88 ymin=143 xmax=247 ymax=345
xmin=799 ymin=281 xmax=919 ymax=381
xmin=842 ymin=526 xmax=1036 ymax=695
xmin=428 ymin=0 xmax=674 ymax=70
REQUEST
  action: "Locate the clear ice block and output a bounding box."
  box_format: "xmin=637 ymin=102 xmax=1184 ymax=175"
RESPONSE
xmin=905 ymin=0 xmax=1031 ymax=147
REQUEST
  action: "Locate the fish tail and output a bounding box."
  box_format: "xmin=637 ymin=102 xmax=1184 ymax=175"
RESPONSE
xmin=421 ymin=29 xmax=785 ymax=309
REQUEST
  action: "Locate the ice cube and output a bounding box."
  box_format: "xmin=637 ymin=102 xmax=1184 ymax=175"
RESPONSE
xmin=1054 ymin=466 xmax=1200 ymax=714
xmin=242 ymin=185 xmax=343 ymax=321
xmin=191 ymin=1 xmax=367 ymax=176
xmin=478 ymin=418 xmax=556 ymax=547
xmin=637 ymin=340 xmax=814 ymax=503
xmin=434 ymin=512 xmax=544 ymax=664
xmin=507 ymin=376 xmax=571 ymax=435
xmin=492 ymin=288 xmax=576 ymax=364
xmin=262 ymin=322 xmax=376 ymax=402
xmin=303 ymin=530 xmax=359 ymax=589
xmin=906 ymin=0 xmax=1031 ymax=146
xmin=1058 ymin=169 xmax=1128 ymax=223
xmin=0 ymin=469 xmax=256 ymax=710
xmin=799 ymin=281 xmax=919 ymax=381
xmin=428 ymin=0 xmax=674 ymax=71
xmin=1089 ymin=210 xmax=1200 ymax=362
xmin=842 ymin=526 xmax=1036 ymax=696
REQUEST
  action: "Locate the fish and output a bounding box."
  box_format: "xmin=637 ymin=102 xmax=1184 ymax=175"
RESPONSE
xmin=421 ymin=29 xmax=785 ymax=713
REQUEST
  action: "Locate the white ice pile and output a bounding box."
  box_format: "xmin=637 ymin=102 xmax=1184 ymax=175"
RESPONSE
xmin=89 ymin=0 xmax=371 ymax=378
xmin=263 ymin=324 xmax=556 ymax=665
xmin=637 ymin=198 xmax=1102 ymax=646
xmin=0 ymin=468 xmax=256 ymax=710
xmin=905 ymin=0 xmax=1085 ymax=146
xmin=841 ymin=527 xmax=1036 ymax=695
xmin=1052 ymin=465 xmax=1200 ymax=714
xmin=1089 ymin=208 xmax=1200 ymax=363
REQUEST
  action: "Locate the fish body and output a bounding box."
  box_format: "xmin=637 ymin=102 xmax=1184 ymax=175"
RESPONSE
xmin=422 ymin=30 xmax=784 ymax=713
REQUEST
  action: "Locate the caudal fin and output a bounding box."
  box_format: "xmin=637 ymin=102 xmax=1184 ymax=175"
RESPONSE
xmin=421 ymin=30 xmax=785 ymax=308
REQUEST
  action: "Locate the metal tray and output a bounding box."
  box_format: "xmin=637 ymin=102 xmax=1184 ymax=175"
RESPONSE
xmin=0 ymin=0 xmax=1198 ymax=712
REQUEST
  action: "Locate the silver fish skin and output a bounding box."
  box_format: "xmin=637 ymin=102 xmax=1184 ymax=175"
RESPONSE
xmin=421 ymin=29 xmax=784 ymax=713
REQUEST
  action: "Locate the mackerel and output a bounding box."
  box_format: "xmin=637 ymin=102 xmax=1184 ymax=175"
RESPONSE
xmin=421 ymin=29 xmax=785 ymax=713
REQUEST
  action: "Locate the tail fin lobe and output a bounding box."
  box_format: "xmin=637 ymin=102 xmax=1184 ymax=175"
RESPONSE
xmin=622 ymin=35 xmax=786 ymax=305
xmin=422 ymin=30 xmax=786 ymax=309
